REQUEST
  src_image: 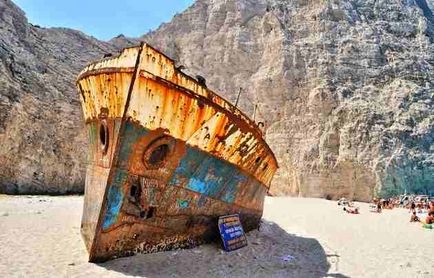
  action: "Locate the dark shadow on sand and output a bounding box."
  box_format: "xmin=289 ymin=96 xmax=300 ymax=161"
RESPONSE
xmin=99 ymin=220 xmax=350 ymax=278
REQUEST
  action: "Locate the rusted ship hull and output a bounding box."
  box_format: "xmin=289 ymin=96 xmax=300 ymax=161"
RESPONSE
xmin=76 ymin=43 xmax=278 ymax=262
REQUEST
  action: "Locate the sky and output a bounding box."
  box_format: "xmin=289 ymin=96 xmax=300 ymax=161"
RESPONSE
xmin=13 ymin=0 xmax=194 ymax=41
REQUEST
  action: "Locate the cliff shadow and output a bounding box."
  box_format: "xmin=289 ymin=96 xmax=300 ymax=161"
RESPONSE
xmin=98 ymin=220 xmax=350 ymax=278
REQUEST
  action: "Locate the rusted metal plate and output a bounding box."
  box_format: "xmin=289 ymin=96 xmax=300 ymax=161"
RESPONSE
xmin=76 ymin=43 xmax=278 ymax=262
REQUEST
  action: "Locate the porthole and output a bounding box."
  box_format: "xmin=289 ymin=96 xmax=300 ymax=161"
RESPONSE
xmin=148 ymin=144 xmax=169 ymax=165
xmin=142 ymin=137 xmax=175 ymax=169
xmin=99 ymin=122 xmax=109 ymax=154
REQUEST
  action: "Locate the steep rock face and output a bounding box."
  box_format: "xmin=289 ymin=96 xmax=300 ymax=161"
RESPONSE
xmin=0 ymin=0 xmax=117 ymax=193
xmin=1 ymin=0 xmax=433 ymax=199
xmin=144 ymin=0 xmax=434 ymax=200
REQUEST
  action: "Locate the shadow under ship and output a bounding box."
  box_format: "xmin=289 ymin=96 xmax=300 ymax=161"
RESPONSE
xmin=76 ymin=43 xmax=278 ymax=262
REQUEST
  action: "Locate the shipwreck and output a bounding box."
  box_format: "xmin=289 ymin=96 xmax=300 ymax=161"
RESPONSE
xmin=76 ymin=43 xmax=278 ymax=262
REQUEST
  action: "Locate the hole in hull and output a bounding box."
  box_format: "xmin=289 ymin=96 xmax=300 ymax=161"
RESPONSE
xmin=99 ymin=122 xmax=109 ymax=154
xmin=139 ymin=207 xmax=156 ymax=219
xmin=130 ymin=185 xmax=137 ymax=198
xmin=147 ymin=207 xmax=156 ymax=218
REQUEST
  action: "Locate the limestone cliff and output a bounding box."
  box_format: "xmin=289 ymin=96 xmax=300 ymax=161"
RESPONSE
xmin=1 ymin=0 xmax=433 ymax=200
xmin=143 ymin=0 xmax=434 ymax=200
xmin=0 ymin=0 xmax=117 ymax=193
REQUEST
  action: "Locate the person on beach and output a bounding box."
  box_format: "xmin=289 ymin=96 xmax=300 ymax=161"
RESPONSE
xmin=344 ymin=207 xmax=359 ymax=214
xmin=410 ymin=211 xmax=420 ymax=222
xmin=377 ymin=202 xmax=382 ymax=213
xmin=417 ymin=202 xmax=423 ymax=213
xmin=424 ymin=211 xmax=434 ymax=224
xmin=410 ymin=202 xmax=416 ymax=213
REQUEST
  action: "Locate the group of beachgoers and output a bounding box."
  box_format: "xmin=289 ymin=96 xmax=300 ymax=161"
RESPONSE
xmin=373 ymin=197 xmax=434 ymax=229
xmin=370 ymin=197 xmax=399 ymax=213
xmin=409 ymin=201 xmax=434 ymax=227
xmin=337 ymin=196 xmax=434 ymax=229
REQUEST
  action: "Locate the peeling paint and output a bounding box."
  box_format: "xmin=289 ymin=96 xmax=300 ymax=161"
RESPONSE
xmin=77 ymin=43 xmax=278 ymax=262
xmin=102 ymin=170 xmax=127 ymax=230
xmin=177 ymin=198 xmax=190 ymax=209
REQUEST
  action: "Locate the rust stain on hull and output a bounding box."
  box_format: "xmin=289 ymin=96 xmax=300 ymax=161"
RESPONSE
xmin=76 ymin=43 xmax=278 ymax=262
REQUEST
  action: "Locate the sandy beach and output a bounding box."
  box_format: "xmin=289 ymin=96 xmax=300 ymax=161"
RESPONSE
xmin=0 ymin=195 xmax=432 ymax=278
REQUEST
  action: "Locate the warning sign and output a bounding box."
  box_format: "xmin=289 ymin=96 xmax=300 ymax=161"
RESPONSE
xmin=218 ymin=214 xmax=247 ymax=251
